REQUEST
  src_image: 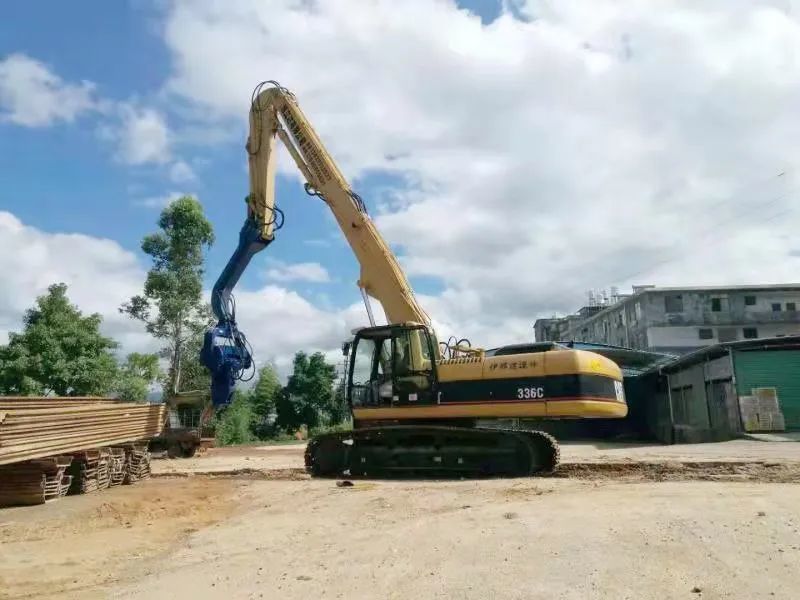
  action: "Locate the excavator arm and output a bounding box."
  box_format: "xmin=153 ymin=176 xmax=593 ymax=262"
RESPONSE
xmin=200 ymin=81 xmax=433 ymax=406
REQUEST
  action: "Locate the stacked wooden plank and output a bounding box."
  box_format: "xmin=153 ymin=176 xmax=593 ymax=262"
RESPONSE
xmin=123 ymin=443 xmax=151 ymax=483
xmin=97 ymin=447 xmax=112 ymax=490
xmin=43 ymin=456 xmax=73 ymax=499
xmin=0 ymin=456 xmax=73 ymax=506
xmin=0 ymin=398 xmax=165 ymax=466
xmin=59 ymin=474 xmax=73 ymax=497
xmin=0 ymin=396 xmax=126 ymax=406
xmin=67 ymin=449 xmax=105 ymax=494
xmin=109 ymin=447 xmax=127 ymax=486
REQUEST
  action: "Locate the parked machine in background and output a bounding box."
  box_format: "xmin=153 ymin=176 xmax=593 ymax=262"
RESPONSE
xmin=200 ymin=81 xmax=628 ymax=478
xmin=148 ymin=391 xmax=215 ymax=458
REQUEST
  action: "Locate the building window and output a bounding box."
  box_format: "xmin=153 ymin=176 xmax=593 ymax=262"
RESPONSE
xmin=772 ymin=303 xmax=782 ymax=312
xmin=787 ymin=302 xmax=797 ymax=312
xmin=718 ymin=327 xmax=738 ymax=342
xmin=664 ymin=294 xmax=683 ymax=313
xmin=635 ymin=302 xmax=642 ymax=320
xmin=743 ymin=327 xmax=758 ymax=339
xmin=698 ymin=328 xmax=713 ymax=340
xmin=710 ymin=297 xmax=729 ymax=312
xmin=744 ymin=295 xmax=756 ymax=306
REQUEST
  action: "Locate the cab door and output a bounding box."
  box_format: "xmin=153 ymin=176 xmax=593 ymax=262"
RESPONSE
xmin=348 ymin=336 xmax=378 ymax=407
xmin=391 ymin=327 xmax=437 ymax=406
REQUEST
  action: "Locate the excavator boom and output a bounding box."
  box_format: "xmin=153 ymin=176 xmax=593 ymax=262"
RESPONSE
xmin=200 ymin=81 xmax=433 ymax=406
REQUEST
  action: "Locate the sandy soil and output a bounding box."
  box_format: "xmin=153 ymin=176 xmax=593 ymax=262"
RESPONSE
xmin=150 ymin=439 xmax=800 ymax=476
xmin=0 ymin=478 xmax=247 ymax=599
xmin=1 ymin=441 xmax=799 ymax=600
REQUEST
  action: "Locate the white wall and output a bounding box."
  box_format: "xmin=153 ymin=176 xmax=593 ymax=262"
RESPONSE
xmin=648 ymin=323 xmax=800 ymax=348
xmin=742 ymin=292 xmax=800 ymax=312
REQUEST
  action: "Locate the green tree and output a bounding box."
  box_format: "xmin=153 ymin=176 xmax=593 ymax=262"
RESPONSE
xmin=0 ymin=283 xmax=118 ymax=396
xmin=329 ymin=378 xmax=350 ymax=426
xmin=114 ymin=352 xmax=160 ymax=402
xmin=275 ymin=352 xmax=337 ymax=433
xmin=251 ymin=363 xmax=281 ymax=437
xmin=213 ymin=388 xmax=255 ymax=446
xmin=121 ymin=196 xmax=214 ymax=396
xmin=170 ymin=306 xmax=213 ymax=394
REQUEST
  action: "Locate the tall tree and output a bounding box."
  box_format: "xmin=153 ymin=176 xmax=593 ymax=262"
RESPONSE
xmin=0 ymin=283 xmax=118 ymax=396
xmin=121 ymin=196 xmax=214 ymax=396
xmin=251 ymin=363 xmax=282 ymax=437
xmin=114 ymin=352 xmax=161 ymax=402
xmin=170 ymin=305 xmax=213 ymax=393
xmin=275 ymin=351 xmax=337 ymax=433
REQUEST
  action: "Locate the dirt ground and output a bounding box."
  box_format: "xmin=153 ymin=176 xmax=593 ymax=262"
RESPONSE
xmin=1 ymin=441 xmax=799 ymax=600
xmin=150 ymin=439 xmax=800 ymax=476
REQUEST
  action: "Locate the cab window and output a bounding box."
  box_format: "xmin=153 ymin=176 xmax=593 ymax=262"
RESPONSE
xmin=351 ymin=338 xmax=376 ymax=386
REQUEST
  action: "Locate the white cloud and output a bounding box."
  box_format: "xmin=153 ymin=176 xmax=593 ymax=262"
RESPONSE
xmin=265 ymin=261 xmax=331 ymax=283
xmin=0 ymin=211 xmax=359 ymax=379
xmin=135 ymin=190 xmax=192 ymax=209
xmin=159 ymin=0 xmax=800 ymax=348
xmin=111 ymin=104 xmax=171 ymax=165
xmin=169 ymin=159 xmax=197 ymax=183
xmin=0 ymin=53 xmax=176 ymax=173
xmin=0 ymin=53 xmax=98 ymax=127
xmin=229 ymin=286 xmax=363 ymax=375
xmin=0 ymin=211 xmax=152 ymax=354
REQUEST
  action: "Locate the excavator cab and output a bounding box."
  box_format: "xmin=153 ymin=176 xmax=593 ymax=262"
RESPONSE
xmin=346 ymin=324 xmax=438 ymax=411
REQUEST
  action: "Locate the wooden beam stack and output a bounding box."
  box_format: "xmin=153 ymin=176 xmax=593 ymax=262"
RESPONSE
xmin=67 ymin=449 xmax=105 ymax=494
xmin=123 ymin=443 xmax=152 ymax=483
xmin=109 ymin=447 xmax=127 ymax=486
xmin=0 ymin=397 xmax=165 ymax=466
xmin=0 ymin=397 xmax=163 ymax=507
xmin=0 ymin=456 xmax=74 ymax=506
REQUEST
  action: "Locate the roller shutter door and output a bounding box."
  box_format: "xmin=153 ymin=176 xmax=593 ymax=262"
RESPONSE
xmin=734 ymin=350 xmax=800 ymax=430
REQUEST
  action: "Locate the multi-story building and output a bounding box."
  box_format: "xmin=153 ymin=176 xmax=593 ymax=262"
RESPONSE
xmin=533 ymin=305 xmax=606 ymax=344
xmin=534 ymin=284 xmax=800 ymax=354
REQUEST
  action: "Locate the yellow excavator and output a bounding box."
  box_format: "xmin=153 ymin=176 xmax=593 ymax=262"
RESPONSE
xmin=200 ymin=81 xmax=627 ymax=477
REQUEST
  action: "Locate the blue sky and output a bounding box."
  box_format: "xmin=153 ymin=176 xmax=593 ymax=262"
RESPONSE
xmin=0 ymin=0 xmax=496 ymax=305
xmin=2 ymin=0 xmax=799 ymax=372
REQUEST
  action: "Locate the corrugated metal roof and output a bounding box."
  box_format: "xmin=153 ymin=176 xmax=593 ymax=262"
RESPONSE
xmin=659 ymin=335 xmax=800 ymax=373
xmin=560 ymin=341 xmax=677 ymax=376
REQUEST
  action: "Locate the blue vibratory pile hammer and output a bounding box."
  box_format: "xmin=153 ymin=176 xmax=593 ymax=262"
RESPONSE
xmin=199 ymin=215 xmax=275 ymax=407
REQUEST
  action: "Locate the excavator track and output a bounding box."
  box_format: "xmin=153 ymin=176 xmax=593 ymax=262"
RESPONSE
xmin=304 ymin=426 xmax=559 ymax=478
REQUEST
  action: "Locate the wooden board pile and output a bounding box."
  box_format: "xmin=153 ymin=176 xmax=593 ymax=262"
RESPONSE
xmin=1 ymin=444 xmax=155 ymax=507
xmin=0 ymin=397 xmax=165 ymax=466
xmin=68 ymin=449 xmax=108 ymax=494
xmin=123 ymin=443 xmax=152 ymax=483
xmin=0 ymin=397 xmax=162 ymax=507
xmin=109 ymin=447 xmax=127 ymax=486
xmin=0 ymin=456 xmax=73 ymax=506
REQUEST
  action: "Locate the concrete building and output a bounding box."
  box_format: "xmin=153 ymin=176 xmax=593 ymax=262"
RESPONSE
xmin=534 ymin=284 xmax=800 ymax=354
